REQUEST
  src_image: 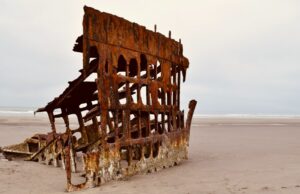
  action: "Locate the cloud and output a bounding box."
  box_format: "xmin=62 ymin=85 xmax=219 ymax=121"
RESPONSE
xmin=0 ymin=0 xmax=299 ymax=114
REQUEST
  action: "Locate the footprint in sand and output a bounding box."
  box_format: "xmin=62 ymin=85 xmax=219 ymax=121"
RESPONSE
xmin=261 ymin=186 xmax=269 ymax=191
xmin=0 ymin=167 xmax=16 ymax=175
xmin=280 ymin=185 xmax=300 ymax=189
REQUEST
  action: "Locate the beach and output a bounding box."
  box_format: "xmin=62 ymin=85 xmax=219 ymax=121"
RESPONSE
xmin=1 ymin=115 xmax=300 ymax=194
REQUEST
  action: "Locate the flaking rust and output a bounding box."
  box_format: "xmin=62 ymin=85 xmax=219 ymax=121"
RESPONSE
xmin=2 ymin=6 xmax=197 ymax=192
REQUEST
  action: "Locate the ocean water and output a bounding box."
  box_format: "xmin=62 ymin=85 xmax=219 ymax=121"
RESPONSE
xmin=0 ymin=106 xmax=299 ymax=119
xmin=193 ymin=114 xmax=300 ymax=119
xmin=0 ymin=106 xmax=48 ymax=117
xmin=0 ymin=106 xmax=35 ymax=115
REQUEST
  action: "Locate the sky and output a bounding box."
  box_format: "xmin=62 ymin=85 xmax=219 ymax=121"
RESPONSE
xmin=0 ymin=0 xmax=299 ymax=114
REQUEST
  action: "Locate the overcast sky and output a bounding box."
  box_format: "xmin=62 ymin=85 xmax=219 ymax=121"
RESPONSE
xmin=0 ymin=0 xmax=299 ymax=114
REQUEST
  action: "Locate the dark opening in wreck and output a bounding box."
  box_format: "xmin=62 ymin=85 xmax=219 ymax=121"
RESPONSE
xmin=2 ymin=6 xmax=197 ymax=192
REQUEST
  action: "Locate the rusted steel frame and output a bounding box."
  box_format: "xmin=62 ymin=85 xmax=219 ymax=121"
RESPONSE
xmin=65 ymin=131 xmax=77 ymax=174
xmin=167 ymin=95 xmax=172 ymax=132
xmin=76 ymin=111 xmax=88 ymax=143
xmin=83 ymin=39 xmax=187 ymax=70
xmin=65 ymin=143 xmax=72 ymax=191
xmin=109 ymin=128 xmax=189 ymax=147
xmin=109 ymin=113 xmax=177 ymax=139
xmin=54 ymin=103 xmax=98 ymax=118
xmin=154 ymin=112 xmax=158 ymax=135
xmin=114 ymin=109 xmax=120 ymax=142
xmin=36 ymin=60 xmax=98 ymax=113
xmin=106 ymin=111 xmax=114 ymax=133
xmin=47 ymin=111 xmax=57 ymax=134
xmin=125 ymin=56 xmax=131 ymax=141
xmin=172 ymin=63 xmax=177 ymax=107
xmin=109 ymin=69 xmax=121 ymax=142
xmin=177 ymin=67 xmax=181 ymax=110
xmin=186 ymin=100 xmax=197 ymax=131
xmin=82 ymin=45 xmax=186 ymax=82
xmin=109 ymin=114 xmax=156 ymax=136
xmin=136 ymin=59 xmax=142 ymax=138
xmin=61 ymin=108 xmax=70 ymax=133
xmin=83 ymin=105 xmax=101 ymax=122
xmin=144 ymin=60 xmax=151 ymax=139
xmin=110 ymin=103 xmax=173 ymax=112
xmin=29 ymin=134 xmax=58 ymax=161
xmin=54 ymin=137 xmax=65 ymax=169
xmin=161 ymin=86 xmax=166 ymax=133
xmin=173 ymin=109 xmax=178 ymax=132
xmin=66 ymin=151 xmax=100 ymax=192
xmin=98 ymin=59 xmax=109 ymax=151
xmin=137 ymin=110 xmax=141 ymax=138
xmin=153 ymin=61 xmax=158 ymax=79
xmin=86 ymin=101 xmax=99 ymax=127
xmin=114 ymin=78 xmax=163 ymax=98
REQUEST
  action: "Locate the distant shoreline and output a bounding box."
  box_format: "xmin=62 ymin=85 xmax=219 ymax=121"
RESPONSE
xmin=0 ymin=107 xmax=300 ymax=119
xmin=194 ymin=114 xmax=300 ymax=119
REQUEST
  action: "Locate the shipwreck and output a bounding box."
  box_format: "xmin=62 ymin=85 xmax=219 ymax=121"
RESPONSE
xmin=1 ymin=6 xmax=197 ymax=191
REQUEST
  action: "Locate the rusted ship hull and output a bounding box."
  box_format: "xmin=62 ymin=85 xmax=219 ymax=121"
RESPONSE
xmin=2 ymin=6 xmax=197 ymax=192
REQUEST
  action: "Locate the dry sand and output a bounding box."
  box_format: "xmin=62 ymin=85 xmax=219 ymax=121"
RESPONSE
xmin=1 ymin=115 xmax=300 ymax=194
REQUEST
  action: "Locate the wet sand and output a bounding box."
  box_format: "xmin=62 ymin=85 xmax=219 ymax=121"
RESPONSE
xmin=1 ymin=116 xmax=300 ymax=194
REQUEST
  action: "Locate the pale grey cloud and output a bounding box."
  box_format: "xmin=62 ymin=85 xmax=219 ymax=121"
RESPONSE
xmin=0 ymin=0 xmax=299 ymax=114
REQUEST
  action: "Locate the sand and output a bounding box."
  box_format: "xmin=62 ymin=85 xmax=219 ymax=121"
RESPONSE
xmin=1 ymin=115 xmax=300 ymax=194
